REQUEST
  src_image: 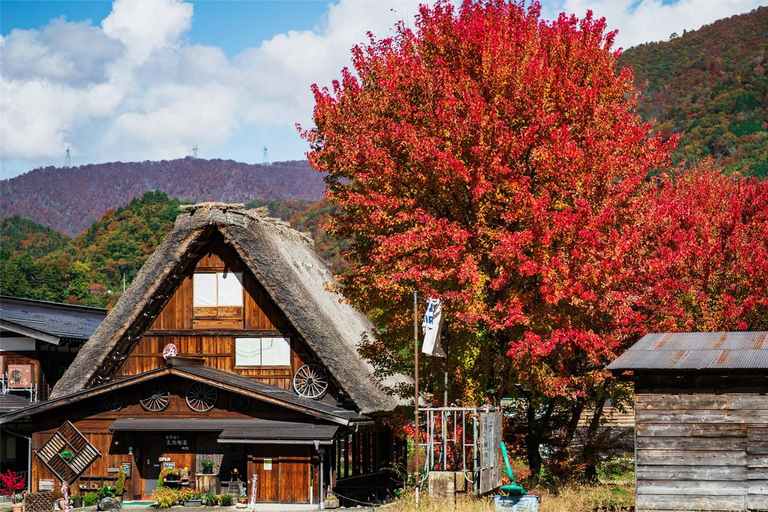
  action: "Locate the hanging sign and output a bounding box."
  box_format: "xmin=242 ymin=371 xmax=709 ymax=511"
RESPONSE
xmin=263 ymin=459 xmax=272 ymax=471
xmin=164 ymin=434 xmax=190 ymax=451
xmin=121 ymin=463 xmax=131 ymax=477
xmin=39 ymin=479 xmax=55 ymax=491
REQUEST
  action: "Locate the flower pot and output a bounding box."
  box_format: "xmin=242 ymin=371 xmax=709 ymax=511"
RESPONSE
xmin=72 ymin=497 xmax=83 ymax=508
xmin=59 ymin=498 xmax=68 ymax=510
xmin=184 ymin=499 xmax=203 ymax=507
xmin=235 ymin=498 xmax=247 ymax=509
xmin=12 ymin=503 xmax=23 ymax=512
xmin=324 ymin=499 xmax=340 ymax=509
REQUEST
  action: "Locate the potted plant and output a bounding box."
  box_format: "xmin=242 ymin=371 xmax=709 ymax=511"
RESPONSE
xmin=70 ymin=495 xmax=83 ymax=508
xmin=235 ymin=494 xmax=247 ymax=509
xmin=0 ymin=470 xmax=26 ymax=512
xmin=180 ymin=488 xmax=203 ymax=507
xmin=216 ymin=494 xmax=233 ymax=506
xmin=323 ymin=493 xmax=340 ymax=509
xmin=150 ymin=487 xmax=180 ymax=509
xmin=199 ymin=460 xmax=215 ymax=474
xmin=158 ymin=467 xmax=180 ymax=487
xmin=114 ymin=467 xmax=126 ymax=503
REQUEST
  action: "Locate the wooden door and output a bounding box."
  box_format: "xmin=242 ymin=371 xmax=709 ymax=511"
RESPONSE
xmin=248 ymin=445 xmax=311 ymax=503
xmin=142 ymin=435 xmax=163 ymax=498
xmin=278 ymin=446 xmax=310 ymax=504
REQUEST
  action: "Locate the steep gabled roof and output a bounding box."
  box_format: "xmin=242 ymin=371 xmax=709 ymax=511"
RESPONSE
xmin=0 ymin=295 xmax=106 ymax=344
xmin=50 ymin=203 xmax=399 ymax=414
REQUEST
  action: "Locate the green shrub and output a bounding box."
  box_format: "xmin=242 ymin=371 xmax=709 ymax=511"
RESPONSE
xmin=115 ymin=467 xmax=125 ymax=496
xmin=83 ymin=493 xmax=99 ymax=507
xmin=216 ymin=494 xmax=233 ymax=506
xmin=151 ymin=487 xmax=179 ymax=509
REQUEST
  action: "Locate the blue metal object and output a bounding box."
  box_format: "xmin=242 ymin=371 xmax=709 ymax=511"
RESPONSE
xmin=499 ymin=441 xmax=526 ymax=496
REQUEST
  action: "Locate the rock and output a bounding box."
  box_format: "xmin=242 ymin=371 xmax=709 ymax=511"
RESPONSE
xmin=97 ymin=497 xmax=121 ymax=511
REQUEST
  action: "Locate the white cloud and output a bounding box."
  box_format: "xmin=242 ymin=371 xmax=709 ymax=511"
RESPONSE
xmin=0 ymin=0 xmax=764 ymax=177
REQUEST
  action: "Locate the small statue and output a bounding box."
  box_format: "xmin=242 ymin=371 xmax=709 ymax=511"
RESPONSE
xmin=180 ymin=467 xmax=190 ymax=483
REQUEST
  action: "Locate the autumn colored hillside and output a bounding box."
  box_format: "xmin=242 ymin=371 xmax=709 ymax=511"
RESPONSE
xmin=0 ymin=158 xmax=324 ymax=236
xmin=619 ymin=6 xmax=768 ymax=176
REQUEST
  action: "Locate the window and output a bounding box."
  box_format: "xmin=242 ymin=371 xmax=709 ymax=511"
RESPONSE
xmin=193 ymin=271 xmax=243 ymax=307
xmin=235 ymin=337 xmax=291 ymax=366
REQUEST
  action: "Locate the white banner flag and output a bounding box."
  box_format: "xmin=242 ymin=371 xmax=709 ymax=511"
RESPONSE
xmin=421 ymin=298 xmax=446 ymax=357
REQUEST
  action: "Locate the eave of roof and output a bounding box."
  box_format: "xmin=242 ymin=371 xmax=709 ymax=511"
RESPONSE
xmin=0 ymin=364 xmax=367 ymax=426
xmin=0 ymin=295 xmax=106 ymax=342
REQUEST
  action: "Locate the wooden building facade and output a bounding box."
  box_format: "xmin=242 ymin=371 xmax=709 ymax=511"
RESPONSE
xmin=0 ymin=204 xmax=405 ymax=505
xmin=608 ymin=331 xmax=768 ymax=512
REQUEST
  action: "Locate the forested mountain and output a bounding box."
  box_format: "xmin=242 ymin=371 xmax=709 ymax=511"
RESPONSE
xmin=1 ymin=158 xmax=324 ymax=236
xmin=0 ymin=216 xmax=68 ymax=260
xmin=619 ymin=6 xmax=768 ymax=176
xmin=0 ymin=193 xmax=321 ymax=307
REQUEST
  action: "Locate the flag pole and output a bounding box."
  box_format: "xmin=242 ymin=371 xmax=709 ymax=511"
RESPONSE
xmin=413 ymin=290 xmax=420 ymax=506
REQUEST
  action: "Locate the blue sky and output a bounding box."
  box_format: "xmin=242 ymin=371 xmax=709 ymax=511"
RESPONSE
xmin=1 ymin=0 xmax=765 ymax=178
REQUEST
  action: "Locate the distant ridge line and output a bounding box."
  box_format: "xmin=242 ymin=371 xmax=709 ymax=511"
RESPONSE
xmin=0 ymin=158 xmax=325 ymax=236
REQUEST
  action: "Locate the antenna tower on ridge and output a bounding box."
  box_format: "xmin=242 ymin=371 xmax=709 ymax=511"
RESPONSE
xmin=64 ymin=147 xmax=71 ymax=167
xmin=262 ymin=146 xmax=270 ymax=166
xmin=192 ymin=145 xmax=199 ymax=158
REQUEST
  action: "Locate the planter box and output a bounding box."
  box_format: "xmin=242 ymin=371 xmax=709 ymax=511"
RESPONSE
xmin=323 ymin=499 xmax=340 ymax=509
xmin=183 ymin=500 xmax=203 ymax=507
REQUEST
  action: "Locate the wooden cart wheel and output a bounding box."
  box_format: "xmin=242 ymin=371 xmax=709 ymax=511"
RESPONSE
xmin=229 ymin=394 xmax=250 ymax=413
xmin=103 ymin=392 xmax=124 ymax=412
xmin=140 ymin=383 xmax=170 ymax=412
xmin=293 ymin=364 xmax=328 ymax=399
xmin=186 ymin=383 xmax=218 ymax=412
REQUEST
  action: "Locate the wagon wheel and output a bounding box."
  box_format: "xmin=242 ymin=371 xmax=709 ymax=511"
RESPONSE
xmin=103 ymin=392 xmax=124 ymax=412
xmin=140 ymin=383 xmax=170 ymax=412
xmin=229 ymin=394 xmax=250 ymax=413
xmin=293 ymin=364 xmax=328 ymax=399
xmin=186 ymin=383 xmax=218 ymax=412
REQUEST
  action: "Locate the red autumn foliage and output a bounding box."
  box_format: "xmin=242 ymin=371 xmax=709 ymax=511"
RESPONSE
xmin=1 ymin=470 xmax=26 ymax=503
xmin=304 ymin=0 xmax=768 ymax=478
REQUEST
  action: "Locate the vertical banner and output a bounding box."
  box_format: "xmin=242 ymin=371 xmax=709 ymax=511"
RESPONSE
xmin=421 ymin=298 xmax=446 ymax=357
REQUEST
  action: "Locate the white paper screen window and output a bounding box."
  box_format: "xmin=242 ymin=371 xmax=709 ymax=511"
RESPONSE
xmin=235 ymin=338 xmax=261 ymax=366
xmin=193 ymin=273 xmax=217 ymax=307
xmin=218 ymin=271 xmax=243 ymax=306
xmin=260 ymin=337 xmax=291 ymax=366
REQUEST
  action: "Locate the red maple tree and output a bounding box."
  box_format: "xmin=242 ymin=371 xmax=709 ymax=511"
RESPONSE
xmin=303 ymin=0 xmax=766 ymax=478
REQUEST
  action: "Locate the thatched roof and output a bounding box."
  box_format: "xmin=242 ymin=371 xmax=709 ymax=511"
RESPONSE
xmin=50 ymin=203 xmax=400 ymax=414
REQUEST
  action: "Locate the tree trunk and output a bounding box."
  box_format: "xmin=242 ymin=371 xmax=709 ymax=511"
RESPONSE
xmin=525 ymin=397 xmax=556 ymax=481
xmin=581 ymin=393 xmax=608 ymax=482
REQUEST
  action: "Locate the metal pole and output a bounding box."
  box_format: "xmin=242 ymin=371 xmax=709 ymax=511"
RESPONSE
xmin=443 ymin=336 xmax=448 ymax=470
xmin=413 ymin=290 xmax=420 ymax=506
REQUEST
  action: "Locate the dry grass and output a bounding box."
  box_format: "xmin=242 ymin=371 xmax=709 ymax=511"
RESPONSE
xmin=380 ymin=481 xmax=635 ymax=512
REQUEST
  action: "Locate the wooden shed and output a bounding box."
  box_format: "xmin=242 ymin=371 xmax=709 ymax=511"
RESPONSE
xmin=608 ymin=331 xmax=768 ymax=512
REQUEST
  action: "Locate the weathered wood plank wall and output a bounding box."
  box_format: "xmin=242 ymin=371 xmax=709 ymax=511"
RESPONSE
xmin=635 ymin=393 xmax=768 ymax=511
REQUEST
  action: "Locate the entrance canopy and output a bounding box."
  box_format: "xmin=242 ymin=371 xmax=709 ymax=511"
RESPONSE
xmin=109 ymin=418 xmax=338 ymax=445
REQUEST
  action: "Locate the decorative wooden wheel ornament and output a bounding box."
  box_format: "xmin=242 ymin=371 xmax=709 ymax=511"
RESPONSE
xmin=186 ymin=383 xmax=217 ymax=412
xmin=293 ymin=364 xmax=328 ymax=399
xmin=103 ymin=393 xmax=124 ymax=412
xmin=229 ymin=394 xmax=250 ymax=413
xmin=140 ymin=383 xmax=170 ymax=412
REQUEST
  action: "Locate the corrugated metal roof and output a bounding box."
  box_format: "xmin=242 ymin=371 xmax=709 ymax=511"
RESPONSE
xmin=607 ymin=332 xmax=768 ymax=371
xmin=0 ymin=393 xmax=33 ymax=413
xmin=0 ymin=295 xmax=106 ymax=342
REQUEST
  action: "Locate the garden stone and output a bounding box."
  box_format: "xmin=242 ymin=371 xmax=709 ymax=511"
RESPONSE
xmin=97 ymin=497 xmax=121 ymax=511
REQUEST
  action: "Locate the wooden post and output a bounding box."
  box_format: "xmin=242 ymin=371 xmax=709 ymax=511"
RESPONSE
xmin=413 ymin=291 xmax=420 ymax=499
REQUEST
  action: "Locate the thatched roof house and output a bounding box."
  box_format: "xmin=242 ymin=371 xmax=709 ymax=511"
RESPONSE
xmin=3 ymin=203 xmax=407 ymax=505
xmin=52 ymin=203 xmax=398 ymax=414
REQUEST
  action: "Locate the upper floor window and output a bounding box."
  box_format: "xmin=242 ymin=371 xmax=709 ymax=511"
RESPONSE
xmin=235 ymin=337 xmax=291 ymax=366
xmin=193 ymin=271 xmax=243 ymax=307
